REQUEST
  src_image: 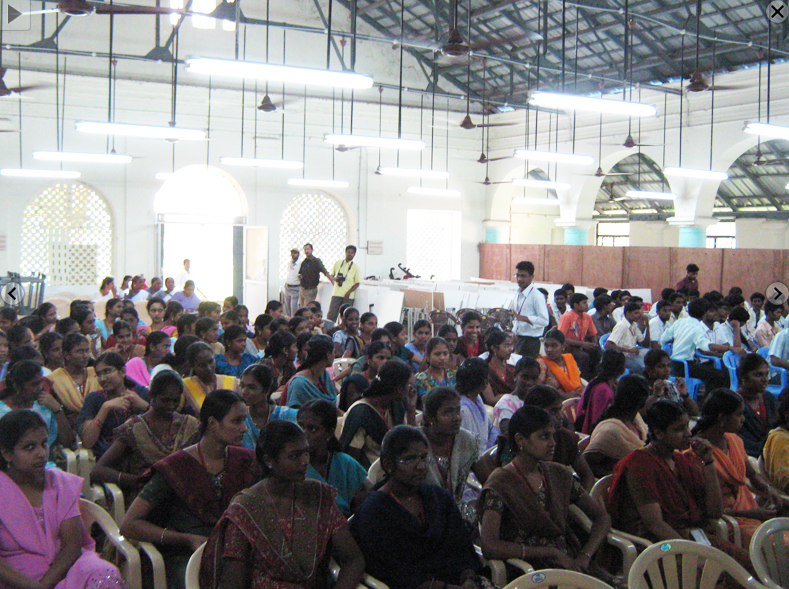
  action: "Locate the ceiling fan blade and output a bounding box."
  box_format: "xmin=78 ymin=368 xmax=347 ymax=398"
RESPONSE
xmin=474 ymin=122 xmax=519 ymax=128
xmin=0 ymin=129 xmax=21 ymax=133
xmin=94 ymin=4 xmax=183 ymax=14
xmin=6 ymin=84 xmax=51 ymax=94
xmin=21 ymin=8 xmax=60 ymax=15
xmin=706 ymin=85 xmax=747 ymax=91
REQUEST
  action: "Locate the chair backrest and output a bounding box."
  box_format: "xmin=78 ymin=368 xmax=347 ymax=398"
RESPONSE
xmin=562 ymin=397 xmax=580 ymax=424
xmin=757 ymin=347 xmax=771 ymax=360
xmin=662 ymin=342 xmax=673 ymax=355
xmin=368 ymin=458 xmax=384 ymax=486
xmin=750 ymin=517 xmax=789 ymax=589
xmin=723 ymin=351 xmax=739 ymax=389
xmin=590 ymin=475 xmax=613 ymax=506
xmin=599 ymin=333 xmax=610 ymax=350
xmin=628 ymin=539 xmax=765 ymax=589
xmin=503 ymin=569 xmax=614 ymax=589
xmin=184 ymin=542 xmax=206 ymax=589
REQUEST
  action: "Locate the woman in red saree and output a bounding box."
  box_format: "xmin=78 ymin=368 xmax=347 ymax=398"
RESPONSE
xmin=484 ymin=330 xmax=516 ymax=405
xmin=200 ymin=419 xmax=365 ymax=589
xmin=689 ymin=388 xmax=789 ymax=546
xmin=121 ymin=390 xmax=258 ymax=589
xmin=536 ymin=330 xmax=583 ymax=398
xmin=607 ymin=399 xmax=752 ymax=570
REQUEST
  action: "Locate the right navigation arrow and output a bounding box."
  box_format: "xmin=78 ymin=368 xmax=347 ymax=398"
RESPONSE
xmin=7 ymin=4 xmax=22 ymax=23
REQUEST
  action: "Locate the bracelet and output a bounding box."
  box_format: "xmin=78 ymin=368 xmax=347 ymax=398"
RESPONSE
xmin=160 ymin=528 xmax=167 ymax=544
xmin=117 ymin=471 xmax=123 ymax=485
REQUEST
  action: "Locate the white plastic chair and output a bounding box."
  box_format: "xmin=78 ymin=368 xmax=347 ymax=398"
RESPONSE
xmin=79 ymin=499 xmax=142 ymax=589
xmin=138 ymin=541 xmax=167 ymax=589
xmin=503 ymin=569 xmax=614 ymax=589
xmin=329 ymin=557 xmax=388 ymax=588
xmin=184 ymin=542 xmax=205 ymax=589
xmin=628 ymin=539 xmax=768 ymax=589
xmin=750 ymin=517 xmax=789 ymax=589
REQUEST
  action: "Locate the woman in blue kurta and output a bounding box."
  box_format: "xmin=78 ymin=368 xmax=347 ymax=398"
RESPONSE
xmin=297 ymin=399 xmax=370 ymax=516
xmin=286 ymin=335 xmax=337 ymax=408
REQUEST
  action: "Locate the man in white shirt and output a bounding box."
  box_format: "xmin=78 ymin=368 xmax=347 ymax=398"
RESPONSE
xmin=548 ymin=288 xmax=568 ymax=327
xmin=175 ymin=259 xmax=192 ymax=290
xmin=284 ymin=248 xmax=301 ymax=317
xmin=611 ymin=290 xmax=631 ymax=323
xmin=509 ymin=260 xmax=550 ymax=359
xmin=649 ymin=301 xmax=671 ymax=349
xmin=667 ymin=292 xmax=689 ymax=326
xmin=660 ymin=298 xmax=729 ymax=390
xmin=768 ymin=326 xmax=789 ymax=376
xmin=712 ymin=306 xmax=749 ymax=354
xmin=606 ymin=301 xmax=650 ymax=374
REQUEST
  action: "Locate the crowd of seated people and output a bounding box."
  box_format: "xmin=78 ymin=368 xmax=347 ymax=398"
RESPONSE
xmin=1 ymin=263 xmax=789 ymax=589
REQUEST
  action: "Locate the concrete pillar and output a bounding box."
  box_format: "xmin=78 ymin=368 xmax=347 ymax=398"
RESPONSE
xmin=482 ymin=220 xmax=510 ymax=244
xmin=678 ymin=226 xmax=707 ymax=248
xmin=564 ymin=227 xmax=589 ymax=245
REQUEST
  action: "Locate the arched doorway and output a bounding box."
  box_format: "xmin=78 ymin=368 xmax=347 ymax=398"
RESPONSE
xmin=154 ymin=165 xmax=247 ymax=301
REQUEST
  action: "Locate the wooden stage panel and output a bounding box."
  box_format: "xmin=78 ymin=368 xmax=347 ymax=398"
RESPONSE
xmin=544 ymin=245 xmax=583 ymax=285
xmin=581 ymin=246 xmax=623 ymax=291
xmin=670 ymin=248 xmax=723 ymax=294
xmin=623 ymin=247 xmax=672 ymax=301
xmin=722 ymin=249 xmax=784 ymax=298
xmin=478 ymin=244 xmax=510 ymax=280
xmin=509 ymin=245 xmax=546 ymax=279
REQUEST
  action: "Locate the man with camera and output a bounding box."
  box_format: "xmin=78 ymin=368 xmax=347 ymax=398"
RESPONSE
xmin=327 ymin=245 xmax=361 ymax=322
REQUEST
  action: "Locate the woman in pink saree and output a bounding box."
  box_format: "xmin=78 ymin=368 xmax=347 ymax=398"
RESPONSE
xmin=0 ymin=409 xmax=126 ymax=589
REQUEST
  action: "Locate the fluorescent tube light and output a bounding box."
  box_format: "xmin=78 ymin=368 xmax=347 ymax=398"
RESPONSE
xmin=377 ymin=166 xmax=449 ymax=179
xmin=630 ymin=208 xmax=659 ymax=214
xmin=221 ymin=157 xmax=303 ymax=169
xmin=513 ymin=149 xmax=594 ymax=166
xmin=76 ymin=121 xmax=206 ymax=141
xmin=664 ymin=167 xmax=728 ymax=181
xmin=155 ymin=172 xmax=175 ymax=180
xmin=186 ymin=58 xmax=374 ymax=90
xmin=625 ymin=190 xmax=676 ymax=200
xmin=511 ymin=178 xmax=571 ymax=190
xmin=743 ymin=122 xmax=789 ymax=141
xmin=511 ymin=197 xmax=562 ymax=206
xmin=603 ymin=209 xmax=629 ymax=215
xmin=529 ymin=92 xmax=657 ymax=117
xmin=33 ymin=151 xmax=132 ymax=164
xmin=288 ymin=178 xmax=349 ymax=188
xmin=406 ymin=186 xmax=460 ymax=198
xmin=1 ymin=169 xmax=81 ymax=179
xmin=324 ymin=134 xmax=425 ymax=150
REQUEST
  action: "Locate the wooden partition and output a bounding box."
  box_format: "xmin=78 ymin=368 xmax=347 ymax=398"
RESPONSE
xmin=479 ymin=243 xmax=789 ymax=300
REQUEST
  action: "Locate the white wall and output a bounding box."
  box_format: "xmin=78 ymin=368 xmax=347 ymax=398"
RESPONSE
xmin=0 ymin=72 xmax=485 ymax=303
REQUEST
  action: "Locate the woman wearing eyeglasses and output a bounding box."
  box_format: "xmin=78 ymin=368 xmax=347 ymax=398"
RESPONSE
xmin=350 ymin=425 xmax=491 ymax=589
xmin=76 ymin=351 xmax=149 ymax=458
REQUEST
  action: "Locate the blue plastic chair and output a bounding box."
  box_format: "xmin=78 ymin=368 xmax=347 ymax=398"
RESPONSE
xmin=695 ymin=350 xmax=723 ymax=370
xmin=599 ymin=333 xmax=610 ymax=350
xmin=758 ymin=347 xmax=788 ymax=396
xmin=662 ymin=342 xmax=673 ymax=355
xmin=669 ymin=356 xmax=703 ymax=400
xmin=722 ymin=350 xmax=740 ymax=389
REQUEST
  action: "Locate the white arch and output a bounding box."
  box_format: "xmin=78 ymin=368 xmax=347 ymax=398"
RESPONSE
xmin=154 ymin=165 xmax=248 ymax=217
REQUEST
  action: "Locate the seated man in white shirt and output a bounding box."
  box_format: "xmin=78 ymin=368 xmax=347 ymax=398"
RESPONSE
xmin=667 ymin=291 xmax=689 ymax=326
xmin=606 ymin=301 xmax=650 ymax=374
xmin=755 ymin=301 xmax=784 ymax=349
xmin=611 ymin=290 xmax=631 ymax=323
xmin=548 ymin=288 xmax=568 ymax=328
xmin=660 ymin=297 xmax=730 ymax=391
xmin=712 ymin=305 xmax=749 ymax=355
xmin=768 ymin=326 xmax=789 ymax=379
xmin=649 ymin=300 xmax=672 ymax=349
xmin=649 ymin=288 xmax=675 ymax=318
xmin=745 ymin=292 xmax=766 ymax=338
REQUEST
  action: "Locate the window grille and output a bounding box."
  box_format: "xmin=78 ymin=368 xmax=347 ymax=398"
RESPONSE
xmin=21 ymin=183 xmax=112 ymax=286
xmin=279 ymin=193 xmax=349 ymax=279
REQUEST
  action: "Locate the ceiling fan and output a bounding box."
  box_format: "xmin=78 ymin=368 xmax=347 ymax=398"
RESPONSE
xmin=683 ymin=0 xmax=743 ymax=93
xmin=459 ymin=60 xmax=518 ymax=130
xmin=750 ymin=148 xmax=789 ymax=167
xmin=24 ymin=0 xmax=184 ymax=18
xmin=0 ymin=68 xmax=48 ymax=97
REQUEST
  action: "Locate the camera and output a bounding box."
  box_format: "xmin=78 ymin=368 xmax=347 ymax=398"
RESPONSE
xmin=336 ymin=272 xmax=345 ymax=287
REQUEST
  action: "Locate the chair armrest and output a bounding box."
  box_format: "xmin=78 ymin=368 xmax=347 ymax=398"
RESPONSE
xmin=138 ymin=541 xmax=168 ymax=589
xmin=713 ymin=515 xmax=742 ymax=548
xmin=103 ymin=483 xmax=127 ymax=524
xmin=55 ymin=447 xmax=79 ymax=474
xmin=605 ymin=532 xmax=639 ymax=579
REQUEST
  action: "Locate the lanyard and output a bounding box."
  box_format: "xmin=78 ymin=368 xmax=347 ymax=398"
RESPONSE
xmin=517 ymin=284 xmax=533 ymax=317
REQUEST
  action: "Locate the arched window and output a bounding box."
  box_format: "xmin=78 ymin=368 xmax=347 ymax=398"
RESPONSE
xmin=20 ymin=183 xmax=112 ymax=286
xmin=279 ymin=193 xmax=349 ymax=279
